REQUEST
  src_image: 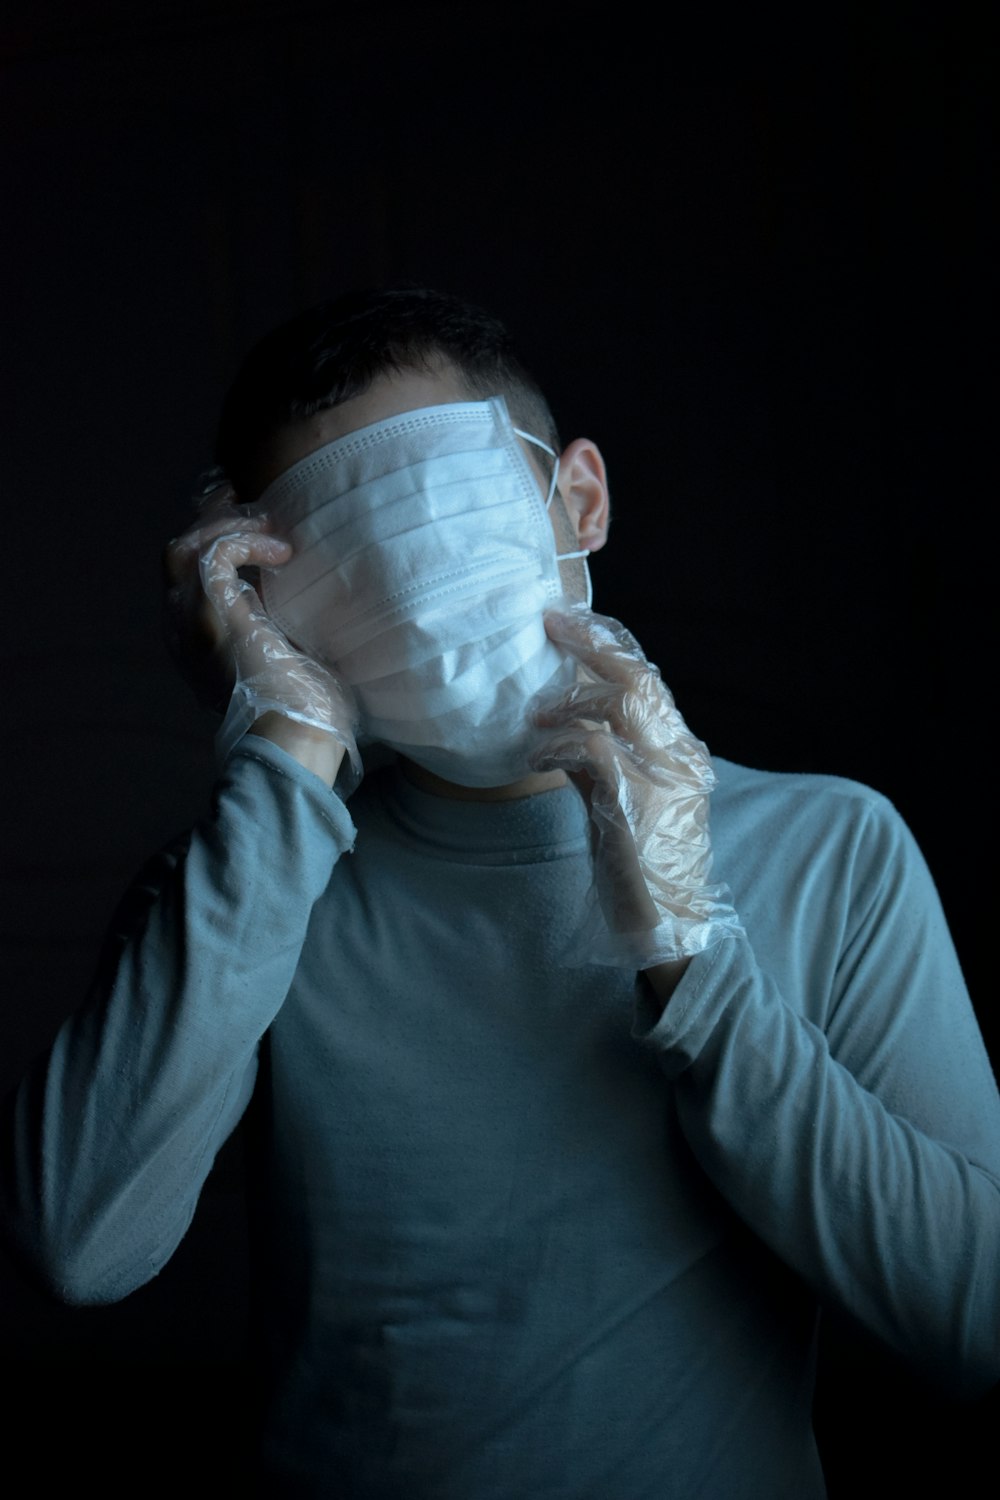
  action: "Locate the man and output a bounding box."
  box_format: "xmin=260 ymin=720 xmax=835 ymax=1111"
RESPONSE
xmin=4 ymin=287 xmax=998 ymax=1497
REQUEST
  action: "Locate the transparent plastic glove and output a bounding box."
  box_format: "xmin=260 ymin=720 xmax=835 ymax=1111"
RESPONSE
xmin=530 ymin=605 xmax=742 ymax=969
xmin=163 ymin=488 xmax=362 ymax=783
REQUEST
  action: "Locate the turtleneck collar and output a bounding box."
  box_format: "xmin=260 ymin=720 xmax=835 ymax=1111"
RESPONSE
xmin=368 ymin=761 xmax=591 ymax=865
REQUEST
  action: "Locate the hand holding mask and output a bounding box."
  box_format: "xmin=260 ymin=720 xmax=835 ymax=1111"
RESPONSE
xmin=530 ymin=606 xmax=743 ymax=969
xmin=164 ymin=489 xmax=362 ymax=779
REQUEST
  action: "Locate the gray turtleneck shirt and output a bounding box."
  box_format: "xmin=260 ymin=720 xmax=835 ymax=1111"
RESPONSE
xmin=4 ymin=737 xmax=999 ymax=1498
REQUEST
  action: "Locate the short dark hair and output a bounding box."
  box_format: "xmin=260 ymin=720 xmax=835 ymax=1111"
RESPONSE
xmin=213 ymin=285 xmax=560 ymax=498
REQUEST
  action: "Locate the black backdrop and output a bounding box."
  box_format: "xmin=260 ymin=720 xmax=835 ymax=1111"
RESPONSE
xmin=1 ymin=5 xmax=994 ymax=1491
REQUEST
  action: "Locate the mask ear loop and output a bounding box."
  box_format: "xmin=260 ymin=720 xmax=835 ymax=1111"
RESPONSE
xmin=515 ymin=426 xmax=593 ymax=606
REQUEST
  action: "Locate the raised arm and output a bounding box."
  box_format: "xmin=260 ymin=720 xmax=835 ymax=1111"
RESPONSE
xmin=1 ymin=498 xmax=360 ymax=1303
xmin=640 ymin=811 xmax=1000 ymax=1398
xmin=533 ymin=605 xmax=1000 ymax=1398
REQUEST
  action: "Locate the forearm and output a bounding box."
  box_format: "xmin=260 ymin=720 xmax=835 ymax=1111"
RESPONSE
xmin=637 ymin=931 xmax=1000 ymax=1397
xmin=1 ymin=737 xmax=355 ymax=1304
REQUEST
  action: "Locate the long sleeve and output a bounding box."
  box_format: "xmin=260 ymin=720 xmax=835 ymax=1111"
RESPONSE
xmin=634 ymin=771 xmax=1000 ymax=1398
xmin=1 ymin=737 xmax=356 ymax=1306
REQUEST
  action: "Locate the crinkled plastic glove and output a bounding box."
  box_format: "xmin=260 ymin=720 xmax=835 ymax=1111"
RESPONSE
xmin=529 ymin=605 xmax=742 ymax=969
xmin=163 ymin=488 xmax=362 ymax=783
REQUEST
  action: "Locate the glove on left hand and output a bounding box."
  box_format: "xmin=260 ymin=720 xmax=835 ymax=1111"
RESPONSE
xmin=530 ymin=605 xmax=742 ymax=969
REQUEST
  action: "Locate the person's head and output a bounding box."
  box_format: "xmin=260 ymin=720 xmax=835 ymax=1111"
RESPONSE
xmin=207 ymin=284 xmax=610 ymax=601
xmin=215 ymin=285 xmax=562 ymax=502
xmin=204 ymin=286 xmax=612 ymax=792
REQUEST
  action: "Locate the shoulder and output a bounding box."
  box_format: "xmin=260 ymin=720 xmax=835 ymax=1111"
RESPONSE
xmin=711 ymin=754 xmax=894 ymax=818
xmin=710 ymin=755 xmax=907 ymax=850
xmin=708 ymin=756 xmax=930 ymax=919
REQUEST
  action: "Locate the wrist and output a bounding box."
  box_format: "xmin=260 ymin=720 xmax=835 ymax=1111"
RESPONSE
xmin=249 ymin=713 xmax=346 ymax=787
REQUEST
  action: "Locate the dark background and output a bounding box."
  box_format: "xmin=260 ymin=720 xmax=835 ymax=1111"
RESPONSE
xmin=1 ymin=4 xmax=994 ymax=1491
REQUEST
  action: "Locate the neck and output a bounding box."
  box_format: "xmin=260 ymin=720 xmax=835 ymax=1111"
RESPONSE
xmin=399 ymin=758 xmax=569 ymax=803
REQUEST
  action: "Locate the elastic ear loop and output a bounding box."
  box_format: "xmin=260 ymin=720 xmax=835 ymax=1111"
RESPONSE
xmin=515 ymin=426 xmax=593 ymax=606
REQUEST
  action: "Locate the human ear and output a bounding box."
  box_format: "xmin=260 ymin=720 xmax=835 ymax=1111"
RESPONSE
xmin=557 ymin=439 xmax=610 ymax=552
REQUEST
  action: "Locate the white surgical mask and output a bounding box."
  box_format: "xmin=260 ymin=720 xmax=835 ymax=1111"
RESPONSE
xmin=253 ymin=396 xmax=590 ymax=786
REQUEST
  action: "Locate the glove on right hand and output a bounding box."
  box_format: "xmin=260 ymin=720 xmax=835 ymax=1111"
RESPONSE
xmin=164 ymin=488 xmax=362 ymax=779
